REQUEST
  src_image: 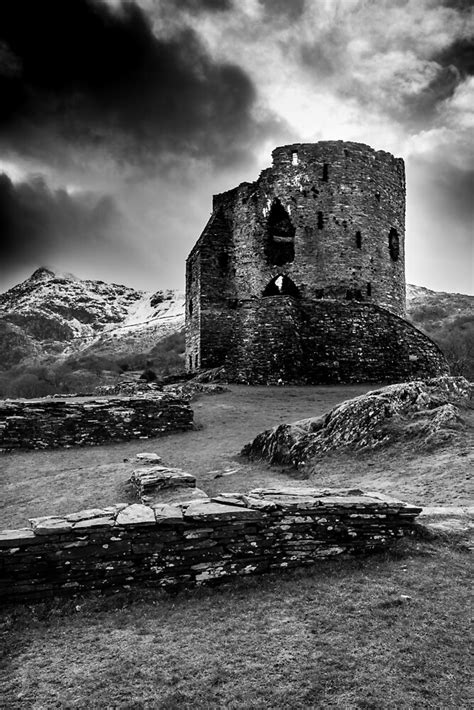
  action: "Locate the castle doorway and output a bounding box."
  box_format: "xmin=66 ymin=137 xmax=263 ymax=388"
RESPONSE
xmin=263 ymin=274 xmax=301 ymax=298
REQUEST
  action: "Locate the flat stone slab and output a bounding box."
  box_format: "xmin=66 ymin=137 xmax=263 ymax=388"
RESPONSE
xmin=152 ymin=504 xmax=184 ymax=523
xmin=116 ymin=504 xmax=156 ymax=526
xmin=184 ymin=500 xmax=262 ymax=521
xmin=154 ymin=487 xmax=209 ymax=505
xmin=136 ymin=452 xmax=162 ymax=463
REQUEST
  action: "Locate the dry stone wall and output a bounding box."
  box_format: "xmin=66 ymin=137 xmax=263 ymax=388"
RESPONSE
xmin=0 ymin=394 xmax=193 ymax=451
xmin=0 ymin=488 xmax=422 ymax=603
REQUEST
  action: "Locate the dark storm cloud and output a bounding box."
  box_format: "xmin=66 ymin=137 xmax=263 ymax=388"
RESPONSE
xmin=433 ymin=39 xmax=474 ymax=78
xmin=177 ymin=0 xmax=232 ymax=11
xmin=259 ymin=0 xmax=306 ymax=21
xmin=0 ymin=0 xmax=259 ymax=168
xmin=0 ymin=173 xmax=122 ymax=278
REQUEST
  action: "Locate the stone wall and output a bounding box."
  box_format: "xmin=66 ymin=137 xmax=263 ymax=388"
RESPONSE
xmin=0 ymin=394 xmax=193 ymax=451
xmin=224 ymin=298 xmax=448 ymax=384
xmin=0 ymin=488 xmax=422 ymax=603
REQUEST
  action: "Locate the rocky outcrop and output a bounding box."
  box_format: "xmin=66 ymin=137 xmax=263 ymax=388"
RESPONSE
xmin=0 ymin=393 xmax=193 ymax=451
xmin=0 ymin=487 xmax=422 ymax=603
xmin=242 ymin=376 xmax=472 ymax=466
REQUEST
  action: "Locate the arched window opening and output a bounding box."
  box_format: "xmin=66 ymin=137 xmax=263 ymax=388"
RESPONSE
xmin=263 ymin=274 xmax=301 ymax=298
xmin=388 ymin=228 xmax=400 ymax=261
xmin=355 ymin=231 xmax=362 ymax=249
xmin=292 ymin=150 xmax=299 ymax=165
xmin=265 ymin=198 xmax=295 ymax=266
xmin=322 ymin=163 xmax=329 ymax=182
xmin=317 ymin=211 xmax=324 ymax=230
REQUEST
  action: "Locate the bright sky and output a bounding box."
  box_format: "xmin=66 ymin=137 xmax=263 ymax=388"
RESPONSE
xmin=0 ymin=0 xmax=472 ymax=294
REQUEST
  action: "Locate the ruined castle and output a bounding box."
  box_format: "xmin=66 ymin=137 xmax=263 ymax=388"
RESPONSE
xmin=186 ymin=141 xmax=447 ymax=384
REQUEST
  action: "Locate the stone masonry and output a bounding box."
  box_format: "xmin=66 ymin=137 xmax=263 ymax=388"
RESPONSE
xmin=186 ymin=141 xmax=448 ymax=383
xmin=0 ymin=393 xmax=193 ymax=451
xmin=0 ymin=488 xmax=422 ymax=603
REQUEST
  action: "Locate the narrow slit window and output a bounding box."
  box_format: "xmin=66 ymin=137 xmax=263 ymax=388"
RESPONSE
xmin=367 ymin=282 xmax=372 ymax=296
xmin=188 ymin=356 xmax=192 ymax=369
xmin=189 ymin=300 xmax=193 ymax=317
xmin=388 ymin=228 xmax=400 ymax=261
xmin=292 ymin=150 xmax=299 ymax=166
xmin=317 ymin=211 xmax=324 ymax=230
xmin=355 ymin=231 xmax=362 ymax=249
xmin=322 ymin=163 xmax=329 ymax=182
xmin=194 ymin=355 xmax=198 ymax=368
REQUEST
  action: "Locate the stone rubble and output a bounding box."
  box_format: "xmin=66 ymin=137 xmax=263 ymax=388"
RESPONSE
xmin=0 ymin=487 xmax=422 ymax=603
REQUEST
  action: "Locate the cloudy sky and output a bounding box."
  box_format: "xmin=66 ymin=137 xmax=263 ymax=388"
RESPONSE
xmin=0 ymin=0 xmax=472 ymax=294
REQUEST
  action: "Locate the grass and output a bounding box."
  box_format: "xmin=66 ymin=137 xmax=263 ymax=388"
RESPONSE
xmin=1 ymin=538 xmax=472 ymax=709
xmin=1 ymin=383 xmax=472 ymax=530
xmin=0 ymin=384 xmax=472 ymax=707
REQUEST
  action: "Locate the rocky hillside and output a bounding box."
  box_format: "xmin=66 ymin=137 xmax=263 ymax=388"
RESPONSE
xmin=406 ymin=284 xmax=474 ymax=379
xmin=0 ymin=267 xmax=184 ymax=369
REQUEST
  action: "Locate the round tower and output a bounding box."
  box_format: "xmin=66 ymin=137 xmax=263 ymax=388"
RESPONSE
xmin=218 ymin=141 xmax=406 ymax=316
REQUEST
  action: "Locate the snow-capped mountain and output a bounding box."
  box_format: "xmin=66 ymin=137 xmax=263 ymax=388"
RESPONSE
xmin=0 ymin=268 xmax=184 ymax=368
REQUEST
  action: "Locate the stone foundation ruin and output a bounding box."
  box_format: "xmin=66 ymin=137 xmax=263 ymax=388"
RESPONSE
xmin=186 ymin=141 xmax=448 ymax=384
xmin=0 ymin=393 xmax=193 ymax=451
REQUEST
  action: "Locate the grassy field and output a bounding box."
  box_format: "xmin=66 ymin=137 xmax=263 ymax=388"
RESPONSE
xmin=1 ymin=384 xmax=472 ymax=530
xmin=1 ymin=384 xmax=472 ymax=708
xmin=1 ymin=537 xmax=472 ymax=709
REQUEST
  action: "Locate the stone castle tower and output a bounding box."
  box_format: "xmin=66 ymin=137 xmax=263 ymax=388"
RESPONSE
xmin=186 ymin=141 xmax=447 ymax=384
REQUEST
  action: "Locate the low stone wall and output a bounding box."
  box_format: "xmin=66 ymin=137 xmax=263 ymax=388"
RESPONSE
xmin=0 ymin=488 xmax=422 ymax=603
xmin=0 ymin=394 xmax=193 ymax=451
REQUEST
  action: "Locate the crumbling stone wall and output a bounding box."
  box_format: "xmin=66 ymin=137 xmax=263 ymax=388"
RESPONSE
xmin=0 ymin=394 xmax=193 ymax=451
xmin=0 ymin=488 xmax=421 ymax=603
xmin=185 ymin=141 xmax=448 ymax=383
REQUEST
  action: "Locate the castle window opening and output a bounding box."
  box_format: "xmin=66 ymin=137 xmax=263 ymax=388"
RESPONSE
xmin=375 ymin=192 xmax=381 ymax=202
xmin=188 ymin=356 xmax=192 ymax=369
xmin=189 ymin=300 xmax=193 ymax=317
xmin=317 ymin=211 xmax=324 ymax=229
xmin=356 ymin=231 xmax=362 ymax=248
xmin=194 ymin=355 xmax=198 ymax=368
xmin=322 ymin=163 xmax=329 ymax=182
xmin=263 ymin=274 xmax=301 ymax=298
xmin=367 ymin=282 xmax=372 ymax=296
xmin=264 ymin=198 xmax=296 ymax=266
xmin=218 ymin=253 xmax=229 ymax=272
xmin=292 ymin=150 xmax=299 ymax=165
xmin=388 ymin=228 xmax=400 ymax=261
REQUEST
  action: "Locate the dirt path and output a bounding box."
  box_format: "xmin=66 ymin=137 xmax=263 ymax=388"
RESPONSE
xmin=1 ymin=383 xmax=472 ymax=529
